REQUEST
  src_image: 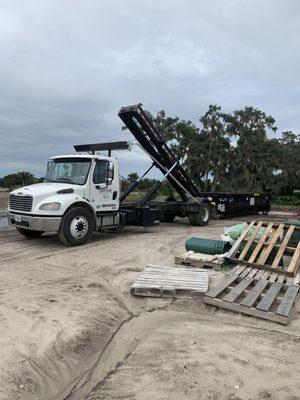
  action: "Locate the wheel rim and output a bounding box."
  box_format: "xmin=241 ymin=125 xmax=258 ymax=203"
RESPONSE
xmin=202 ymin=207 xmax=209 ymax=222
xmin=70 ymin=215 xmax=89 ymax=239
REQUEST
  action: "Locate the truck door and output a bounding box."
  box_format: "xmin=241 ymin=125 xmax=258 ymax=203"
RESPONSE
xmin=90 ymin=159 xmax=119 ymax=212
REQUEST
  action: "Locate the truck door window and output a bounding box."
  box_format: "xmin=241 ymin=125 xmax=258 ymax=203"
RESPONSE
xmin=93 ymin=161 xmax=108 ymax=184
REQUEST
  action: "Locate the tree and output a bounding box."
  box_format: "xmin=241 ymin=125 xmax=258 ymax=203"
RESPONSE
xmin=1 ymin=171 xmax=35 ymax=189
xmin=127 ymin=172 xmax=139 ymax=184
xmin=224 ymin=107 xmax=277 ymax=192
xmin=277 ymin=132 xmax=300 ymax=194
xmin=151 ymin=110 xmax=206 ymax=187
xmin=152 ymin=106 xmax=231 ymax=192
xmin=17 ymin=171 xmax=35 ymax=186
xmin=152 ymin=110 xmax=199 ymax=162
xmin=197 ymin=105 xmax=231 ymax=191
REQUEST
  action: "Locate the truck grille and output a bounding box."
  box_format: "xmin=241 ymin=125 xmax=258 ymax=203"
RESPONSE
xmin=9 ymin=195 xmax=33 ymax=212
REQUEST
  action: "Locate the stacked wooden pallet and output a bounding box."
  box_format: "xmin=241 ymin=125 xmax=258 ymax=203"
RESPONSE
xmin=204 ymin=221 xmax=300 ymax=324
xmin=227 ymin=221 xmax=300 ymax=277
xmin=204 ymin=265 xmax=299 ymax=324
xmin=130 ymin=264 xmax=209 ymax=298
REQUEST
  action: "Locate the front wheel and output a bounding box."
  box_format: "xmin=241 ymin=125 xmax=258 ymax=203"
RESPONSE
xmin=17 ymin=228 xmax=44 ymax=238
xmin=188 ymin=203 xmax=210 ymax=226
xmin=58 ymin=207 xmax=94 ymax=246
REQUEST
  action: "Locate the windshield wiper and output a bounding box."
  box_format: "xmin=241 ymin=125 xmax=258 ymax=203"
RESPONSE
xmin=55 ymin=178 xmax=74 ymax=184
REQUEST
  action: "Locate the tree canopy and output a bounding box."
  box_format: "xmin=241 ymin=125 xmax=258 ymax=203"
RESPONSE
xmin=0 ymin=171 xmax=41 ymax=189
xmin=149 ymin=105 xmax=299 ymax=195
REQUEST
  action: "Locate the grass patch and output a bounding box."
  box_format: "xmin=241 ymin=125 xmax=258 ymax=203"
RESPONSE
xmin=272 ymin=195 xmax=300 ymax=206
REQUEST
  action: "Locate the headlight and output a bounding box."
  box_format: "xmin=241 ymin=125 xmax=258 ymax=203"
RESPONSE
xmin=39 ymin=202 xmax=61 ymax=210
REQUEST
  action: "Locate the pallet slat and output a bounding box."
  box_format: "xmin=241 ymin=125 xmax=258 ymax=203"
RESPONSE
xmin=254 ymin=269 xmax=265 ymax=280
xmin=240 ymin=267 xmax=252 ymax=279
xmin=248 ymin=223 xmax=273 ymax=263
xmin=227 ymin=221 xmax=256 ymax=258
xmin=256 ymin=282 xmax=283 ymax=311
xmin=240 ymin=279 xmax=269 ymax=307
xmin=287 ymin=241 xmax=300 ymax=274
xmin=276 ymin=285 xmax=299 ymax=317
xmin=248 ymin=268 xmax=259 ymax=278
xmin=238 ymin=222 xmax=263 ymax=260
xmin=269 ymin=273 xmax=278 ymax=283
xmin=258 ymin=224 xmax=285 ymax=265
xmin=223 ymin=277 xmax=253 ymax=303
xmin=271 ymin=225 xmax=295 ymax=268
xmin=205 ymin=274 xmax=239 ymax=298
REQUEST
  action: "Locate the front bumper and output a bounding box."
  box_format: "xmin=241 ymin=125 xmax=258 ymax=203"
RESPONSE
xmin=7 ymin=212 xmax=62 ymax=232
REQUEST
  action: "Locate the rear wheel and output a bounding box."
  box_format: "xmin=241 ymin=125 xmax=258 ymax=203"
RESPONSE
xmin=58 ymin=207 xmax=94 ymax=246
xmin=188 ymin=203 xmax=210 ymax=226
xmin=17 ymin=228 xmax=44 ymax=238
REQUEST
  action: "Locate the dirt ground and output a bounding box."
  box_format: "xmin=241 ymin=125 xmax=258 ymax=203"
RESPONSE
xmin=0 ymin=199 xmax=299 ymax=400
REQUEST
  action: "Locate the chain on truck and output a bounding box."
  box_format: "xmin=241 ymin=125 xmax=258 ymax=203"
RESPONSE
xmin=7 ymin=104 xmax=270 ymax=245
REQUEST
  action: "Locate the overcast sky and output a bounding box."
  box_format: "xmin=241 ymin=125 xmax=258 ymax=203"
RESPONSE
xmin=0 ymin=0 xmax=299 ymax=178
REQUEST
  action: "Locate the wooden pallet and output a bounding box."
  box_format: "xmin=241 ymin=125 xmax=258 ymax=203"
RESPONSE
xmin=175 ymin=251 xmax=224 ymax=271
xmin=204 ymin=265 xmax=300 ymax=324
xmin=130 ymin=264 xmax=209 ymax=298
xmin=227 ymin=221 xmax=300 ymax=277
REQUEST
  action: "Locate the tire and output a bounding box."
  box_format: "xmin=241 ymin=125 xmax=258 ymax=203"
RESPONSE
xmin=58 ymin=207 xmax=94 ymax=246
xmin=188 ymin=203 xmax=210 ymax=226
xmin=160 ymin=213 xmax=176 ymax=223
xmin=187 ymin=213 xmax=196 ymax=225
xmin=17 ymin=228 xmax=44 ymax=238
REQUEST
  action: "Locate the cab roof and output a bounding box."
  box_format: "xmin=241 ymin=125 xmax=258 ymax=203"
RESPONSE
xmin=50 ymin=154 xmax=114 ymax=161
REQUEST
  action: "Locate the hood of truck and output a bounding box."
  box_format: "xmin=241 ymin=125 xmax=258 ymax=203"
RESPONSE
xmin=9 ymin=182 xmax=87 ymax=213
xmin=11 ymin=182 xmax=85 ymax=197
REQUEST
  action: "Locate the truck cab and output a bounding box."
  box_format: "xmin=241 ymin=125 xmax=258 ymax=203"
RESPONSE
xmin=8 ymin=153 xmax=122 ymax=245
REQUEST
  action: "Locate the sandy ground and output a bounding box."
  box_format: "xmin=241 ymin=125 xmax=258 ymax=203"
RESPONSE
xmin=0 ymin=196 xmax=299 ymax=399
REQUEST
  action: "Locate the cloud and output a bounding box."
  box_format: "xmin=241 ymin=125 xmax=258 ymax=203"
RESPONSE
xmin=0 ymin=0 xmax=299 ymax=178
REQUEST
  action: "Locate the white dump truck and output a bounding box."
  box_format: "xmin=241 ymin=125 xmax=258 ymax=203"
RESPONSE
xmin=7 ymin=104 xmax=212 ymax=245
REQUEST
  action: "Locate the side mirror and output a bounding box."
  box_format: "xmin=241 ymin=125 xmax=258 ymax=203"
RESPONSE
xmin=107 ymin=162 xmax=114 ymax=184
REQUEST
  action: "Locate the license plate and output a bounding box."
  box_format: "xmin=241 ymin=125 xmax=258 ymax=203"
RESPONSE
xmin=15 ymin=215 xmax=22 ymax=223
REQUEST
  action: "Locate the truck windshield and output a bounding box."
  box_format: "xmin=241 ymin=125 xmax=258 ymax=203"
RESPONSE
xmin=45 ymin=158 xmax=91 ymax=185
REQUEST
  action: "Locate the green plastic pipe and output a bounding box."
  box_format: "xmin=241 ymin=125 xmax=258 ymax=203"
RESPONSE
xmin=185 ymin=237 xmax=232 ymax=255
